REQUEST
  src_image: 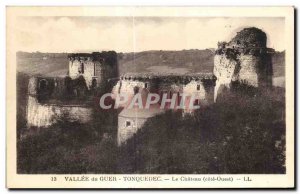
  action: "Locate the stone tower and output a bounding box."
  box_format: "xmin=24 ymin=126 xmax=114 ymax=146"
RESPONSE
xmin=68 ymin=51 xmax=119 ymax=91
xmin=214 ymin=27 xmax=274 ymax=101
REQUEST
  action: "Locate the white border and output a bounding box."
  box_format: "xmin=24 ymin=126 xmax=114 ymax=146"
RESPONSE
xmin=1 ymin=1 xmax=298 ymax=192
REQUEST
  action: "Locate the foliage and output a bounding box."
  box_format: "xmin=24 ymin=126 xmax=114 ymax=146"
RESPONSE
xmin=17 ymin=72 xmax=30 ymax=137
xmin=119 ymin=87 xmax=286 ymax=174
xmin=17 ymin=109 xmax=119 ymax=174
xmin=17 ymin=68 xmax=285 ymax=174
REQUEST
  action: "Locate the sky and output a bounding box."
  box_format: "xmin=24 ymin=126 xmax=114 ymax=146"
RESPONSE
xmin=14 ymin=17 xmax=285 ymax=53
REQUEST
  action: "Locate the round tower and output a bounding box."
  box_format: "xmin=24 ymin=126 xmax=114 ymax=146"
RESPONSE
xmin=213 ymin=27 xmax=273 ymax=101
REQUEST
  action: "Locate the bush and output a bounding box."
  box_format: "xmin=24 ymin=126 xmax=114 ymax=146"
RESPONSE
xmin=17 ymin=109 xmax=118 ymax=174
xmin=119 ymin=88 xmax=285 ymax=174
xmin=17 ymin=83 xmax=285 ymax=174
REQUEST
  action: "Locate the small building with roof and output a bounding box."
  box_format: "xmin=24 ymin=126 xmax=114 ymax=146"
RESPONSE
xmin=118 ymin=106 xmax=164 ymax=145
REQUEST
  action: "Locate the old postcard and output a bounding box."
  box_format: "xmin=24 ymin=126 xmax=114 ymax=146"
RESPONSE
xmin=6 ymin=6 xmax=294 ymax=188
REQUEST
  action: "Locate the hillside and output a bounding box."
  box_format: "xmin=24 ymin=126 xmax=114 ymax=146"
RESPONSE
xmin=17 ymin=50 xmax=285 ymax=78
xmin=118 ymin=49 xmax=215 ymax=74
xmin=17 ymin=52 xmax=69 ymax=76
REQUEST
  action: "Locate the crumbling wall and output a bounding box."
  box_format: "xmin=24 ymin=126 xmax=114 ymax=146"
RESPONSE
xmin=69 ymin=59 xmax=100 ymax=88
xmin=213 ymin=27 xmax=273 ymax=101
xmin=27 ymin=77 xmax=92 ymax=128
xmin=229 ymin=27 xmax=267 ymax=48
xmin=68 ymin=52 xmax=119 ymax=91
xmin=113 ymin=74 xmax=216 ymax=109
xmin=238 ymin=55 xmax=261 ymax=86
xmin=183 ymin=80 xmax=207 ymax=105
xmin=117 ymin=80 xmax=149 ymax=95
xmin=213 ymin=55 xmax=239 ymax=101
xmin=27 ymin=96 xmax=92 ymax=127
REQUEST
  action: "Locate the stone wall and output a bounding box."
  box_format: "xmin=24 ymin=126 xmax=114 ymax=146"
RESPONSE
xmin=117 ymin=108 xmax=164 ymax=145
xmin=111 ymin=79 xmax=151 ymax=108
xmin=68 ymin=52 xmax=119 ymax=91
xmin=238 ymin=54 xmax=260 ymax=86
xmin=112 ymin=74 xmax=216 ymax=110
xmin=27 ymin=96 xmax=92 ymax=127
xmin=69 ymin=59 xmax=101 ymax=88
xmin=183 ymin=81 xmax=206 ymax=101
xmin=117 ymin=115 xmax=148 ymax=145
xmin=213 ymin=54 xmax=239 ymax=101
xmin=117 ymin=80 xmax=150 ymax=95
xmin=213 ymin=27 xmax=273 ymax=101
xmin=27 ymin=77 xmax=93 ymax=128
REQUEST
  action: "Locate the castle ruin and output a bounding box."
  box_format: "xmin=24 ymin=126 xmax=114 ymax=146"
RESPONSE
xmin=113 ymin=73 xmax=216 ymax=145
xmin=25 ymin=27 xmax=274 ymax=145
xmin=27 ymin=51 xmax=118 ymax=127
xmin=68 ymin=52 xmax=118 ymax=91
xmin=214 ymin=27 xmax=273 ymax=101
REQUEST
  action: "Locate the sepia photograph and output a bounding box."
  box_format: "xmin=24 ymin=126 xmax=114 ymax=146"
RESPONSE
xmin=6 ymin=6 xmax=295 ymax=189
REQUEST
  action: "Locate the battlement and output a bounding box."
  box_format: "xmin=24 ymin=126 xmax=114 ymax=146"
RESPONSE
xmin=120 ymin=72 xmax=216 ymax=83
xmin=68 ymin=51 xmax=118 ymax=66
xmin=68 ymin=53 xmax=104 ymax=62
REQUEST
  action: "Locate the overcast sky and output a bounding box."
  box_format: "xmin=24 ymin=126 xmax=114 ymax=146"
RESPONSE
xmin=15 ymin=17 xmax=285 ymax=53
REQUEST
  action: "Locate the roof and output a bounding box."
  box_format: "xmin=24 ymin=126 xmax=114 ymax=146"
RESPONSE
xmin=119 ymin=107 xmax=165 ymax=119
xmin=119 ymin=88 xmax=163 ymax=119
